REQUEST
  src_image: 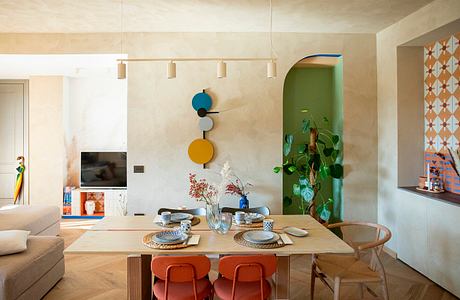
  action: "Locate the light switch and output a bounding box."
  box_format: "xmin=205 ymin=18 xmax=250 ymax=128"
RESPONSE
xmin=133 ymin=165 xmax=144 ymax=173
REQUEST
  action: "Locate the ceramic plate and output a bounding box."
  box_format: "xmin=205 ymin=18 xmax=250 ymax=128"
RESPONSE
xmin=243 ymin=231 xmax=280 ymax=244
xmin=246 ymin=213 xmax=265 ymax=223
xmin=283 ymin=226 xmax=309 ymax=237
xmin=170 ymin=213 xmax=194 ymax=222
xmin=153 ymin=231 xmax=188 ymax=245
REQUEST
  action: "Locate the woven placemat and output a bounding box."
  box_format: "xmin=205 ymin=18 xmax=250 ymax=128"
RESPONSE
xmin=232 ymin=221 xmax=263 ymax=228
xmin=143 ymin=232 xmax=191 ymax=250
xmin=155 ymin=216 xmax=201 ymax=228
xmin=233 ymin=230 xmax=285 ymax=249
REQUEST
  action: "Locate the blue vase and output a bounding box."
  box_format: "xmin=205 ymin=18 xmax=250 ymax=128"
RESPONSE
xmin=239 ymin=195 xmax=249 ymax=209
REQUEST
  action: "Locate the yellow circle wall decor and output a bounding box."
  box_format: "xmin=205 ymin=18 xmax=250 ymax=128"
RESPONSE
xmin=188 ymin=139 xmax=214 ymax=164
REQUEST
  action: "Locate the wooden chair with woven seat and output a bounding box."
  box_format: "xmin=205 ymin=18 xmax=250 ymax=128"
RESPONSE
xmin=151 ymin=255 xmax=213 ymax=300
xmin=157 ymin=207 xmax=206 ymax=216
xmin=220 ymin=206 xmax=270 ymax=216
xmin=213 ymin=255 xmax=277 ymax=300
xmin=310 ymin=222 xmax=392 ymax=300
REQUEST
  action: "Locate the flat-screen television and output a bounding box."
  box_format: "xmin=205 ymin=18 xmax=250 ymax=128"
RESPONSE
xmin=80 ymin=152 xmax=127 ymax=188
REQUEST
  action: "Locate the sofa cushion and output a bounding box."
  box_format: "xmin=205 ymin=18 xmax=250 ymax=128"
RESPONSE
xmin=0 ymin=231 xmax=30 ymax=256
xmin=0 ymin=236 xmax=64 ymax=300
xmin=0 ymin=205 xmax=60 ymax=235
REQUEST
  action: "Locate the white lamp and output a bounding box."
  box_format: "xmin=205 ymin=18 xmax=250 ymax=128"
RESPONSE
xmin=118 ymin=62 xmax=126 ymax=79
xmin=217 ymin=60 xmax=227 ymax=78
xmin=167 ymin=61 xmax=176 ymax=79
xmin=267 ymin=60 xmax=276 ymax=78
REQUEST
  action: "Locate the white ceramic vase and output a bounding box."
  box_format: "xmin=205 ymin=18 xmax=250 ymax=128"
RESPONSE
xmin=85 ymin=200 xmax=96 ymax=215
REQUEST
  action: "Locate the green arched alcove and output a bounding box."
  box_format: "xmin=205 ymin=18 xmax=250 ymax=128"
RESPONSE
xmin=282 ymin=55 xmax=344 ymax=221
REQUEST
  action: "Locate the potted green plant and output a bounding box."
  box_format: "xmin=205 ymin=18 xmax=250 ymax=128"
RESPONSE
xmin=274 ymin=109 xmax=343 ymax=222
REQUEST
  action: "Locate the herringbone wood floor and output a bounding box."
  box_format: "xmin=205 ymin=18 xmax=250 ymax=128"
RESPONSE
xmin=44 ymin=220 xmax=458 ymax=300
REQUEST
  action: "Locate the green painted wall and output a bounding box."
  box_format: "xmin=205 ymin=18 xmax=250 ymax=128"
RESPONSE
xmin=282 ymin=58 xmax=343 ymax=219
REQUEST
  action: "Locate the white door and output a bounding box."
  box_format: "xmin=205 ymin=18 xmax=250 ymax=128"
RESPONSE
xmin=0 ymin=81 xmax=27 ymax=206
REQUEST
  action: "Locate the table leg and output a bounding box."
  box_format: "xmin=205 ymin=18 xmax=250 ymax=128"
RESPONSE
xmin=127 ymin=254 xmax=152 ymax=300
xmin=275 ymin=255 xmax=290 ymax=299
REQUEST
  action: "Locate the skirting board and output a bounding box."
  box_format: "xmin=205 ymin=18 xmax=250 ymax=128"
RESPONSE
xmin=383 ymin=246 xmax=397 ymax=259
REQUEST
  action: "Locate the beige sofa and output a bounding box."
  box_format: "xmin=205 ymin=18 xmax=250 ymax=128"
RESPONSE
xmin=0 ymin=205 xmax=64 ymax=300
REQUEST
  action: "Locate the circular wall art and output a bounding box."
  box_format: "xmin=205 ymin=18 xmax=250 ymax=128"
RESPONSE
xmin=192 ymin=92 xmax=212 ymax=111
xmin=199 ymin=116 xmax=214 ymax=131
xmin=188 ymin=139 xmax=214 ymax=164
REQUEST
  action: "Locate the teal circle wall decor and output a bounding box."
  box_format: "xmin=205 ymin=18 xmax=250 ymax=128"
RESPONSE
xmin=192 ymin=92 xmax=212 ymax=111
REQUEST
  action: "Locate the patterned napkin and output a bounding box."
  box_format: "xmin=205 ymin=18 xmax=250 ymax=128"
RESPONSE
xmin=279 ymin=233 xmax=294 ymax=245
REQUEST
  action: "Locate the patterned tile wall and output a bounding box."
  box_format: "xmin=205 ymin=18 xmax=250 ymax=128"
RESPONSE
xmin=424 ymin=32 xmax=460 ymax=193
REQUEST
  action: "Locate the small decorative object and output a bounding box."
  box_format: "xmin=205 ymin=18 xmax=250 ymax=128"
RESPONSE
xmin=263 ymin=219 xmax=274 ymax=232
xmin=426 ymin=163 xmax=431 ymax=190
xmin=180 ymin=220 xmax=192 ymax=234
xmin=432 ymin=178 xmax=443 ymax=192
xmin=222 ymin=162 xmax=253 ymax=208
xmin=418 ymin=176 xmax=427 ymax=189
xmin=85 ymin=200 xmax=96 ymax=215
xmin=160 ymin=212 xmax=171 ymax=226
xmin=234 ymin=211 xmax=246 ymax=225
xmin=188 ymin=90 xmax=220 ymax=168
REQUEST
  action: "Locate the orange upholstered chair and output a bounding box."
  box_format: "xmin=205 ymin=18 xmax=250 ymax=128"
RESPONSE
xmin=213 ymin=255 xmax=277 ymax=300
xmin=151 ymin=255 xmax=213 ymax=300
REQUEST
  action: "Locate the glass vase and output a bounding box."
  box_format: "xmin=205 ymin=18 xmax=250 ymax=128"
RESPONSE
xmin=206 ymin=203 xmax=221 ymax=232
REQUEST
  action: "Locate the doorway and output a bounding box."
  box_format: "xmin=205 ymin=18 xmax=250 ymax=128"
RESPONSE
xmin=282 ymin=55 xmax=343 ymax=220
xmin=0 ymin=80 xmax=28 ymax=206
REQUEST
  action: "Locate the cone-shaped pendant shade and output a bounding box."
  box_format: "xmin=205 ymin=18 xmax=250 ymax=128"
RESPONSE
xmin=167 ymin=61 xmax=176 ymax=79
xmin=267 ymin=60 xmax=276 ymax=78
xmin=118 ymin=62 xmax=126 ymax=79
xmin=217 ymin=61 xmax=227 ymax=78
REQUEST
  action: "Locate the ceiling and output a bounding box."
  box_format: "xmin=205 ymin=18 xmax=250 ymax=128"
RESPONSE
xmin=0 ymin=54 xmax=124 ymax=79
xmin=0 ymin=0 xmax=433 ymax=34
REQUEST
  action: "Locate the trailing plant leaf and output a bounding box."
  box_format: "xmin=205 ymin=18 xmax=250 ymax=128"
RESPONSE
xmin=323 ymin=147 xmax=334 ymax=157
xmin=332 ymin=135 xmax=340 ymax=145
xmin=331 ymin=149 xmax=339 ymax=161
xmin=317 ymin=139 xmax=326 ymax=146
xmin=298 ymin=175 xmax=309 ymax=186
xmin=285 ymin=134 xmax=294 ymax=144
xmin=301 ymin=108 xmax=309 ymax=113
xmin=283 ymin=142 xmax=291 ymax=156
xmin=323 ymin=116 xmax=329 ymax=123
xmin=300 ymin=183 xmax=314 ymax=202
xmin=287 ymin=165 xmax=297 ymax=173
xmin=329 ymin=164 xmax=344 ymax=178
xmin=319 ymin=206 xmax=331 ymax=221
xmin=273 ymin=166 xmax=282 ymax=173
xmin=283 ymin=163 xmax=296 ymax=175
xmin=302 ymin=119 xmax=310 ymax=133
xmin=292 ymin=184 xmax=300 ymax=196
xmin=297 ymin=144 xmax=307 ymax=154
xmin=319 ymin=164 xmax=330 ymax=179
xmin=283 ymin=196 xmax=293 ymax=207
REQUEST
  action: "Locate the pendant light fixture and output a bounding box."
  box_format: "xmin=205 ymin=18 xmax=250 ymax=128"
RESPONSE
xmin=267 ymin=0 xmax=276 ymax=78
xmin=217 ymin=60 xmax=227 ymax=78
xmin=117 ymin=0 xmax=126 ymax=80
xmin=167 ymin=61 xmax=176 ymax=78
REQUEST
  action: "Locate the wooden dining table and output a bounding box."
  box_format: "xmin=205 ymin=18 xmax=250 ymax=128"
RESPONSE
xmin=65 ymin=214 xmax=353 ymax=300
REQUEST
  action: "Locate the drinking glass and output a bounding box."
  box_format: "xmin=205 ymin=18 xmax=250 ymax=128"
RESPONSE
xmin=217 ymin=212 xmax=232 ymax=234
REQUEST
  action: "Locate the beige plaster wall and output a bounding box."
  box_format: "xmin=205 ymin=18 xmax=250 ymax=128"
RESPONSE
xmin=0 ymin=32 xmax=377 ymax=220
xmin=377 ymin=0 xmax=460 ymax=296
xmin=28 ymin=76 xmax=66 ymax=209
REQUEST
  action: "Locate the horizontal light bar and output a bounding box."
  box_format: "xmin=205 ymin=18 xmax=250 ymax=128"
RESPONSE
xmin=117 ymin=57 xmax=276 ymax=62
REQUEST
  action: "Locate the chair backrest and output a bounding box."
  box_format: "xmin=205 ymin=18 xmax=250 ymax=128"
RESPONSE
xmin=221 ymin=206 xmax=270 ymax=216
xmin=218 ymin=255 xmax=277 ymax=282
xmin=157 ymin=207 xmax=206 ymax=216
xmin=151 ymin=255 xmax=210 ymax=282
xmin=327 ymin=221 xmax=391 ymax=271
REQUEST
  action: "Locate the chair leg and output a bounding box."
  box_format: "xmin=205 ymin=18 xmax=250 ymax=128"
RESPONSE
xmin=359 ymin=283 xmax=364 ymax=299
xmin=333 ymin=278 xmax=341 ymax=300
xmin=382 ymin=278 xmax=389 ymax=300
xmin=310 ymin=264 xmax=316 ymax=300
